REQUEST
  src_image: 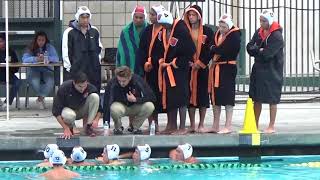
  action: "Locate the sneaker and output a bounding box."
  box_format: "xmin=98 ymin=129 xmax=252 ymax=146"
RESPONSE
xmin=127 ymin=125 xmax=134 ymax=133
xmin=36 ymin=99 xmax=46 ymax=110
xmin=85 ymin=124 xmax=96 ymax=137
xmin=133 ymin=129 xmax=143 ymax=135
xmin=113 ymin=126 xmax=124 ymax=135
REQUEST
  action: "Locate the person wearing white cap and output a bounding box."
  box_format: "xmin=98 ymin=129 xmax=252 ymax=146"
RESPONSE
xmin=207 ymin=14 xmax=241 ymax=134
xmin=132 ymin=144 xmax=152 ymax=164
xmin=116 ymin=5 xmax=148 ymax=76
xmin=62 ymin=5 xmax=103 ymax=91
xmin=69 ymin=146 xmax=95 ymax=166
xmin=137 ymin=5 xmax=166 ymax=133
xmin=169 ymin=143 xmax=198 ymax=163
xmin=40 ymin=150 xmax=80 ymax=179
xmin=156 ymin=10 xmax=196 ymax=135
xmin=96 ymin=144 xmax=125 ymax=165
xmin=247 ymin=10 xmax=284 ymax=134
xmin=183 ymin=5 xmax=213 ymax=134
xmin=115 ymin=144 xmax=152 ymax=164
xmin=36 ymin=144 xmax=59 ymax=167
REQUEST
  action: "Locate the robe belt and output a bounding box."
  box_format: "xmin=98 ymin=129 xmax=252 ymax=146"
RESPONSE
xmin=158 ymin=58 xmax=178 ymax=109
xmin=189 ymin=60 xmax=207 ymax=106
xmin=208 ymin=60 xmax=236 ymax=105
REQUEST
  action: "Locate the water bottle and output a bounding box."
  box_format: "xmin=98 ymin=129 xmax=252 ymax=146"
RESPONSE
xmin=103 ymin=123 xmax=110 ymax=136
xmin=43 ymin=50 xmax=49 ymax=64
xmin=150 ymin=120 xmax=155 ymax=136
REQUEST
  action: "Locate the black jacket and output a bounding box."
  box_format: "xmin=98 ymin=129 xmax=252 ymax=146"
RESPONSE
xmin=103 ymin=74 xmax=156 ymax=124
xmin=0 ymin=48 xmax=19 ymax=82
xmin=52 ymin=80 xmax=102 ymax=117
xmin=62 ymin=20 xmax=102 ymax=90
xmin=247 ymin=24 xmax=284 ymax=104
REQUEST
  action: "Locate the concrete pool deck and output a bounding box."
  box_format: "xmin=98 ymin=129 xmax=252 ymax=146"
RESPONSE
xmin=0 ymin=95 xmax=320 ymax=158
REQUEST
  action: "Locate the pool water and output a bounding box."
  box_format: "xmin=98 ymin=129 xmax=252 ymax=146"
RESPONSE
xmin=1 ymin=155 xmax=320 ymax=180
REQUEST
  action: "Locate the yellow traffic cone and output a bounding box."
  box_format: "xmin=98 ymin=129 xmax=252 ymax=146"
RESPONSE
xmin=239 ymin=98 xmax=260 ymax=134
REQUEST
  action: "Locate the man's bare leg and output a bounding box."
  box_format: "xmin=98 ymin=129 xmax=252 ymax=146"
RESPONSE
xmin=174 ymin=106 xmax=188 ymax=135
xmin=188 ymin=107 xmax=196 ymax=133
xmin=265 ymin=104 xmax=277 ymax=134
xmin=208 ymin=105 xmax=221 ymax=133
xmin=161 ymin=109 xmax=178 ymax=134
xmin=197 ymin=107 xmax=208 ymax=133
xmin=254 ymin=102 xmax=262 ymax=129
xmin=218 ymin=105 xmax=233 ymax=134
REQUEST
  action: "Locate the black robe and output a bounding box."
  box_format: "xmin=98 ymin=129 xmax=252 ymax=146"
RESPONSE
xmin=156 ymin=20 xmax=196 ymax=111
xmin=186 ymin=25 xmax=213 ymax=108
xmin=247 ymin=24 xmax=284 ymax=104
xmin=209 ymin=27 xmax=241 ymax=106
xmin=137 ymin=24 xmax=164 ymax=113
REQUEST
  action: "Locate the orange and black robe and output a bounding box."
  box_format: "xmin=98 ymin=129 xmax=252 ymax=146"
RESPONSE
xmin=208 ymin=26 xmax=241 ymax=106
xmin=137 ymin=24 xmax=164 ymax=113
xmin=183 ymin=12 xmax=213 ymax=108
xmin=156 ymin=20 xmax=196 ymax=111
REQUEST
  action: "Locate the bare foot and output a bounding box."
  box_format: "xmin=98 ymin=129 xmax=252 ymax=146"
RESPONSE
xmin=264 ymin=127 xmax=275 ymax=134
xmin=217 ymin=127 xmax=232 ymax=134
xmin=172 ymin=129 xmax=188 ymax=135
xmin=187 ymin=127 xmax=196 ymax=133
xmin=160 ymin=129 xmax=175 ymax=135
xmin=206 ymin=127 xmax=219 ymax=133
xmin=196 ymin=127 xmax=211 ymax=133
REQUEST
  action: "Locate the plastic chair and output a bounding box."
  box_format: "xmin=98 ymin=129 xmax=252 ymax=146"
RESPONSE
xmin=310 ymin=50 xmax=320 ymax=72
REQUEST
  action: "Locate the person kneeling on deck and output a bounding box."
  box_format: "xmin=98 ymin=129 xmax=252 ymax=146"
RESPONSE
xmin=37 ymin=144 xmax=59 ymax=167
xmin=40 ymin=150 xmax=80 ymax=180
xmin=52 ymin=72 xmax=102 ymax=138
xmin=169 ymin=143 xmax=198 ymax=163
xmin=103 ymin=66 xmax=156 ymax=135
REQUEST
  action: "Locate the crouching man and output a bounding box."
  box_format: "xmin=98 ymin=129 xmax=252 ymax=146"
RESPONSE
xmin=103 ymin=66 xmax=155 ymax=135
xmin=52 ymin=72 xmax=102 ymax=138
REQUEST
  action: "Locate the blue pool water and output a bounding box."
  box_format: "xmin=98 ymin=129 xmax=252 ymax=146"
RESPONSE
xmin=1 ymin=155 xmax=320 ymax=179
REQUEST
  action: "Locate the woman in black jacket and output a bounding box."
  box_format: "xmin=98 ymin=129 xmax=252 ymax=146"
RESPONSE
xmin=247 ymin=10 xmax=284 ymax=134
xmin=0 ymin=33 xmax=21 ymax=108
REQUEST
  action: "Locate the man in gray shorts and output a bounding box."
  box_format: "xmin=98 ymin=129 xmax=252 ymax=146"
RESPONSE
xmin=52 ymin=72 xmax=102 ymax=138
xmin=103 ymin=66 xmax=155 ymax=135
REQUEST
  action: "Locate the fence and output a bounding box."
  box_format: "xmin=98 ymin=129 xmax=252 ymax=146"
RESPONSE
xmin=1 ymin=0 xmax=320 ymax=94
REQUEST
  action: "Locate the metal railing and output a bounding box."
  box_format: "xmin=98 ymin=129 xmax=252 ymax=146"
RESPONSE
xmin=180 ymin=0 xmax=320 ymax=94
xmin=0 ymin=0 xmax=54 ymax=18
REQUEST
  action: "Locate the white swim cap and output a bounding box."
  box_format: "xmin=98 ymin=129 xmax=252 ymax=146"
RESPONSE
xmin=157 ymin=10 xmax=174 ymax=25
xmin=260 ymin=9 xmax=274 ymax=26
xmin=151 ymin=5 xmax=166 ymax=16
xmin=104 ymin=144 xmax=120 ymax=160
xmin=49 ymin=150 xmax=67 ymax=165
xmin=75 ymin=6 xmax=91 ymax=21
xmin=43 ymin=144 xmax=59 ymax=159
xmin=177 ymin=143 xmax=193 ymax=159
xmin=137 ymin=144 xmax=151 ymax=161
xmin=219 ymin=14 xmax=234 ymax=29
xmin=71 ymin=146 xmax=87 ymax=162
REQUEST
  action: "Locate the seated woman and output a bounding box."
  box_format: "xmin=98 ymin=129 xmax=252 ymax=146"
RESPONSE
xmin=22 ymin=31 xmax=59 ymax=109
xmin=0 ymin=33 xmax=21 ymax=109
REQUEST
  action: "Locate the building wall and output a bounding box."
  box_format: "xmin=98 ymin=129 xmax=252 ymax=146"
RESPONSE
xmin=62 ymin=1 xmax=168 ymax=49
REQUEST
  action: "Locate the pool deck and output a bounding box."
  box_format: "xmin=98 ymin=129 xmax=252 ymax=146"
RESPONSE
xmin=0 ymin=95 xmax=320 ymax=157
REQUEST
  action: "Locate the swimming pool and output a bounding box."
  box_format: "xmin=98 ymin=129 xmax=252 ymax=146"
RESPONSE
xmin=1 ymin=155 xmax=320 ymax=179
